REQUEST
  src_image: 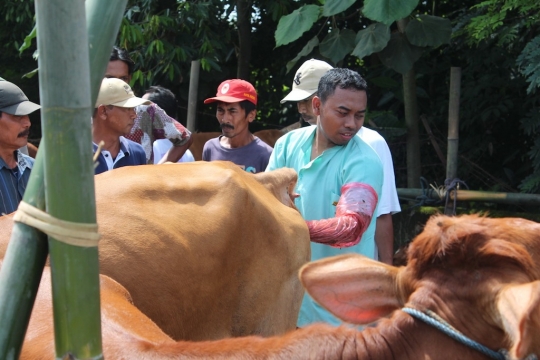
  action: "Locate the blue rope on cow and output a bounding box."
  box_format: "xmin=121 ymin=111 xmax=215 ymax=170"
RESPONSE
xmin=402 ymin=307 xmax=506 ymax=360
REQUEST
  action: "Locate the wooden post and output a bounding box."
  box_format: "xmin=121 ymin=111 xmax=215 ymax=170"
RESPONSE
xmin=445 ymin=67 xmax=461 ymax=215
xmin=187 ymin=60 xmax=200 ymax=132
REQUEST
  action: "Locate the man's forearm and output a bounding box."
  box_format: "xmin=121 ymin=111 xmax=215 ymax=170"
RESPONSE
xmin=375 ymin=213 xmax=394 ymax=265
xmin=158 ymin=137 xmax=193 ymax=164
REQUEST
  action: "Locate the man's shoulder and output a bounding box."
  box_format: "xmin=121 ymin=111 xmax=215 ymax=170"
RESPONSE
xmin=276 ymin=126 xmax=313 ymax=146
xmin=252 ymin=137 xmax=273 ymax=153
xmin=346 ymin=136 xmax=382 ymax=164
xmin=203 ymin=136 xmax=220 ymax=149
xmin=357 ymin=127 xmax=386 ymax=144
xmin=121 ymin=137 xmax=145 ymax=154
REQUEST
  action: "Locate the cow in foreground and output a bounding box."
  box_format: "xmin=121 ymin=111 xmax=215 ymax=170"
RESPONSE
xmin=20 ymin=214 xmax=540 ymax=359
xmin=1 ymin=161 xmax=311 ymax=341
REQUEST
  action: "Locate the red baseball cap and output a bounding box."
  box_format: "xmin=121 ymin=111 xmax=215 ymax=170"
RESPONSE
xmin=204 ymin=79 xmax=257 ymax=105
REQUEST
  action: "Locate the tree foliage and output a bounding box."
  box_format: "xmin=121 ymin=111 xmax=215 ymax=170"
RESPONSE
xmin=2 ymin=0 xmax=540 ymax=200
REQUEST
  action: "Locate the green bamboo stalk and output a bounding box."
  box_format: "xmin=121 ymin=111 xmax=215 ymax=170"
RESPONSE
xmin=0 ymin=149 xmax=48 ymax=360
xmin=35 ymin=1 xmax=99 ymax=357
xmin=36 ymin=0 xmax=127 ymax=357
xmin=0 ymin=0 xmax=126 ymax=358
xmin=87 ymin=0 xmax=129 ymax=107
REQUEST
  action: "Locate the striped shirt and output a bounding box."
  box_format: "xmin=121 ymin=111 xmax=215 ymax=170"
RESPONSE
xmin=0 ymin=150 xmax=34 ymax=216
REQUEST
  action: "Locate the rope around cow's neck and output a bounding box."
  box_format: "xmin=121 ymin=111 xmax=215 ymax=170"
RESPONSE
xmin=402 ymin=307 xmax=511 ymax=360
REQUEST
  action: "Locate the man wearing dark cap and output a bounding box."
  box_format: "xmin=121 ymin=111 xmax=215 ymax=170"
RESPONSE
xmin=0 ymin=80 xmax=40 ymax=215
xmin=202 ymin=79 xmax=272 ymax=173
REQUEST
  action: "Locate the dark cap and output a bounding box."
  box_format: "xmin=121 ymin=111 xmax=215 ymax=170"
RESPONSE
xmin=0 ymin=81 xmax=40 ymax=115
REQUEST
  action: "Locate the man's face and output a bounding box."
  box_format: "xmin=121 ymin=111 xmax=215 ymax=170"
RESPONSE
xmin=103 ymin=106 xmax=137 ymax=136
xmin=296 ymin=94 xmax=316 ymax=125
xmin=105 ymin=60 xmax=131 ymax=83
xmin=215 ymin=102 xmax=255 ymax=139
xmin=313 ymin=87 xmax=367 ymax=147
xmin=0 ymin=112 xmax=31 ymax=152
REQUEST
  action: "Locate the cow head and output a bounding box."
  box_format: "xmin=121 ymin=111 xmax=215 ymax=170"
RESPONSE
xmin=300 ymin=214 xmax=540 ymax=359
xmin=253 ymin=168 xmax=299 ymax=210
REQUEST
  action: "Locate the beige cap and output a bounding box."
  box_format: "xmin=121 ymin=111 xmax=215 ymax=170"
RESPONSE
xmin=95 ymin=78 xmax=151 ymax=108
xmin=280 ymin=59 xmax=333 ymax=104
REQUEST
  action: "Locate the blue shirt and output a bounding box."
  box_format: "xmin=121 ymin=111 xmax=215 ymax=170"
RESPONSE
xmin=0 ymin=150 xmax=34 ymax=216
xmin=202 ymin=136 xmax=273 ymax=173
xmin=94 ymin=136 xmax=146 ymax=174
xmin=267 ymin=126 xmax=383 ymax=327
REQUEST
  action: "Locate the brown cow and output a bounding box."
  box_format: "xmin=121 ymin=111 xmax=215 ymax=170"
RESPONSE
xmin=19 ymin=214 xmax=540 ymax=359
xmin=1 ymin=162 xmax=310 ymax=341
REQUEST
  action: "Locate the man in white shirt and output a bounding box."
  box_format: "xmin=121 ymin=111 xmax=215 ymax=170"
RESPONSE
xmin=281 ymin=59 xmax=401 ymax=264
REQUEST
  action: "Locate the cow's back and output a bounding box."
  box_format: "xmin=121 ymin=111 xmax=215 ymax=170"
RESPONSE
xmin=95 ymin=161 xmax=310 ymax=340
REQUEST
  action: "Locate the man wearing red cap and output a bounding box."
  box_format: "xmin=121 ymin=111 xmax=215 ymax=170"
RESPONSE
xmin=202 ymin=79 xmax=273 ymax=173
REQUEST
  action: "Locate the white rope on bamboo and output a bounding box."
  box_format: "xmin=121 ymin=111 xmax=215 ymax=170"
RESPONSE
xmin=13 ymin=201 xmax=100 ymax=247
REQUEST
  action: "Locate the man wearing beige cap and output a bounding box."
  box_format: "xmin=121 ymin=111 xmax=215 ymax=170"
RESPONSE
xmin=92 ymin=78 xmax=150 ymax=174
xmin=0 ymin=80 xmax=40 ymax=215
xmin=281 ymin=59 xmax=401 ymax=265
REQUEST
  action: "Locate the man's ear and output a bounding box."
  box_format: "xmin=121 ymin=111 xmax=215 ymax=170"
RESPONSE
xmin=312 ymin=96 xmax=321 ymax=116
xmin=96 ymin=105 xmax=108 ymax=120
xmin=247 ymin=109 xmax=256 ymax=123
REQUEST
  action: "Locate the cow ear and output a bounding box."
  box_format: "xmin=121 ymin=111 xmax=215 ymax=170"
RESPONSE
xmin=496 ymin=281 xmax=540 ymax=359
xmin=299 ymin=254 xmax=401 ymax=324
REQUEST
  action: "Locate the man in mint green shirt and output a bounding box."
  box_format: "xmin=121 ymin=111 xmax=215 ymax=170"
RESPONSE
xmin=267 ymin=68 xmax=383 ymax=327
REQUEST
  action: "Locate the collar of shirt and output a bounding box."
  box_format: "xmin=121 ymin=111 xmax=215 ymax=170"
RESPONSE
xmin=0 ymin=150 xmax=34 ymax=173
xmin=92 ymin=136 xmax=132 ymax=157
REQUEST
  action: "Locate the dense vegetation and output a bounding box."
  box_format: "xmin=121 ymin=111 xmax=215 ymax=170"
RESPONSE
xmin=2 ymin=0 xmax=539 ymax=212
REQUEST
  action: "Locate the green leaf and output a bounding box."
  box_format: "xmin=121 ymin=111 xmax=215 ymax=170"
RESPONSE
xmin=363 ymin=0 xmax=419 ymax=25
xmin=19 ymin=25 xmax=36 ymax=54
xmin=286 ymin=36 xmax=320 ymax=73
xmin=405 ymin=15 xmax=452 ymax=48
xmin=377 ymin=32 xmax=424 ymax=74
xmin=323 ymin=0 xmax=356 ymax=17
xmin=320 ymin=29 xmax=356 ymax=64
xmin=22 ymin=68 xmax=38 ymax=79
xmin=275 ymin=5 xmax=321 ymax=47
xmin=352 ymin=23 xmax=390 ymax=59
xmin=369 ymin=76 xmax=400 ymax=89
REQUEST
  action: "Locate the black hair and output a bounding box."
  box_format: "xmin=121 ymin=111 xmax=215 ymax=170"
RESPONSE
xmin=317 ymin=68 xmax=368 ymax=104
xmin=239 ymin=100 xmax=256 ymax=116
xmin=109 ymin=46 xmax=135 ymax=76
xmin=145 ymin=85 xmax=178 ymax=119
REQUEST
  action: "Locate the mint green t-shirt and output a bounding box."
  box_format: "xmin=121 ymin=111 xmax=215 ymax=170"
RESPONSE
xmin=267 ymin=125 xmax=383 ymax=327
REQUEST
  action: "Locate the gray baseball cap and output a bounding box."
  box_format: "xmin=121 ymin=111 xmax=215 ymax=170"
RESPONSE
xmin=0 ymin=80 xmax=40 ymax=115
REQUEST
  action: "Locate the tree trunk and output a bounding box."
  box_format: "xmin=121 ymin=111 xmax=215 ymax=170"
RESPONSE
xmin=236 ymin=0 xmax=252 ymax=80
xmin=398 ymin=19 xmax=422 ymax=188
xmin=402 ymin=69 xmax=422 ymax=188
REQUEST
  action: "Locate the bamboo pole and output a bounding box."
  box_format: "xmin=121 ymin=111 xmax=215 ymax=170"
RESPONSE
xmin=0 ymin=1 xmax=126 ymax=358
xmin=39 ymin=0 xmax=127 ymax=357
xmin=446 ymin=67 xmax=461 ymax=180
xmin=87 ymin=0 xmax=128 ymax=107
xmin=445 ymin=67 xmax=461 ymax=215
xmin=0 ymin=150 xmax=48 ymax=359
xmin=397 ymin=188 xmax=540 ymax=206
xmin=35 ymin=0 xmax=102 ymax=357
xmin=187 ymin=59 xmax=201 ymax=132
